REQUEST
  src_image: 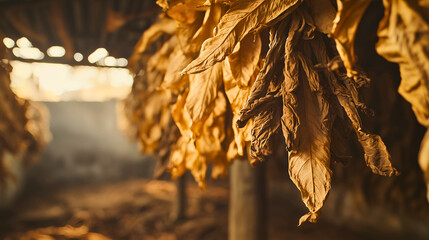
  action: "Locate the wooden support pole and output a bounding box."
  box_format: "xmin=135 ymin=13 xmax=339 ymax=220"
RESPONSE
xmin=229 ymin=160 xmax=266 ymax=240
xmin=170 ymin=175 xmax=186 ymax=222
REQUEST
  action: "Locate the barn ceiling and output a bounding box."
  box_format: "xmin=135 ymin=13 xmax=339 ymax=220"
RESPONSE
xmin=0 ymin=0 xmax=159 ymax=66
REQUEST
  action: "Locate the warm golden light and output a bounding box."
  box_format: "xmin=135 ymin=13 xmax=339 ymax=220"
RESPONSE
xmin=47 ymin=46 xmax=66 ymax=57
xmin=16 ymin=37 xmax=32 ymax=48
xmin=104 ymin=56 xmax=117 ymax=66
xmin=117 ymin=58 xmax=128 ymax=67
xmin=88 ymin=48 xmax=108 ymax=64
xmin=2 ymin=37 xmax=15 ymax=48
xmin=10 ymin=61 xmax=133 ymax=102
xmin=74 ymin=52 xmax=83 ymax=62
xmin=12 ymin=47 xmax=44 ymax=60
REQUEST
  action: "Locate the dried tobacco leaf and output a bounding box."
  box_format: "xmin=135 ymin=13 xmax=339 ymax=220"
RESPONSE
xmin=226 ymin=33 xmax=261 ymax=88
xmin=164 ymin=4 xmax=221 ymax=91
xmin=126 ymin=0 xmax=411 ymax=224
xmin=186 ymin=62 xmax=223 ymax=134
xmin=376 ymin=0 xmax=429 ymax=199
xmin=250 ymin=98 xmax=282 ymax=162
xmin=238 ymin=19 xmax=289 ymax=128
xmin=0 ymin=43 xmax=50 ymax=185
xmin=186 ymin=4 xmax=223 ymax=55
xmin=133 ymin=17 xmax=176 ymax=54
xmin=310 ymin=33 xmax=398 ymax=177
xmin=305 ymin=0 xmax=336 ymax=34
xmin=223 ymin=52 xmax=259 ymax=158
xmin=182 ymin=0 xmax=301 ymax=74
xmin=419 ymin=130 xmax=429 ymax=202
xmin=376 ymin=0 xmax=429 ymax=127
xmin=331 ymin=0 xmax=372 ymax=77
xmin=171 ymin=87 xmax=229 ymax=187
xmin=281 ymin=12 xmax=333 ymax=225
xmin=157 ymin=0 xmax=207 ymax=12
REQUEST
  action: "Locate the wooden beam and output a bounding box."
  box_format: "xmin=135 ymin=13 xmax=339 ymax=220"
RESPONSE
xmin=50 ymin=0 xmax=74 ymax=60
xmin=2 ymin=8 xmax=48 ymax=46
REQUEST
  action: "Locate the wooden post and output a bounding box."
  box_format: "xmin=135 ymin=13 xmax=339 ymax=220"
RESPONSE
xmin=229 ymin=160 xmax=266 ymax=240
xmin=170 ymin=175 xmax=186 ymax=222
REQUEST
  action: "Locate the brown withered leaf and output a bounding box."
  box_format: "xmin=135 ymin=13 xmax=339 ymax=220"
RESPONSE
xmin=223 ymin=59 xmax=256 ymax=114
xmin=194 ymin=92 xmax=228 ymax=179
xmin=226 ymin=33 xmax=262 ymax=88
xmin=163 ymin=4 xmax=221 ymax=91
xmin=146 ymin=36 xmax=178 ymax=87
xmin=134 ymin=16 xmax=176 ymax=54
xmin=186 ymin=62 xmax=223 ymax=134
xmin=170 ymin=90 xmax=207 ymax=186
xmin=237 ymin=19 xmax=290 ymax=128
xmin=288 ymin=86 xmax=332 ymax=226
xmin=305 ymin=0 xmax=336 ymax=34
xmin=162 ymin=45 xmax=191 ymax=91
xmin=167 ymin=5 xmax=200 ymax=25
xmin=250 ymin=98 xmax=282 ymax=162
xmin=223 ymin=56 xmax=258 ymax=157
xmin=153 ymin=115 xmax=181 ymax=178
xmin=185 ymin=140 xmax=208 ymax=189
xmin=330 ymin=0 xmax=372 ymax=77
xmin=330 ymin=76 xmax=398 ymax=176
xmin=157 ymin=0 xmax=207 ymax=12
xmin=171 ymin=88 xmax=229 ymax=188
xmin=281 ymin=12 xmax=333 ymax=225
xmin=310 ymin=32 xmax=398 ymax=177
xmin=169 ymin=136 xmax=188 ymax=179
xmin=172 ymin=89 xmax=193 ymax=140
xmin=175 ymin=13 xmax=205 ymax=55
xmin=281 ymin=15 xmax=301 ymax=150
xmin=376 ymin=0 xmax=429 ymax=127
xmin=182 ymin=0 xmax=301 ymax=74
xmin=186 ymin=3 xmax=222 ymax=55
xmin=376 ymin=0 xmax=429 ymax=199
xmin=419 ymin=129 xmax=429 ymax=202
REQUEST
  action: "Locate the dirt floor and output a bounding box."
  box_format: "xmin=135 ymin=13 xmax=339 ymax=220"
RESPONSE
xmin=0 ymin=179 xmax=374 ymax=240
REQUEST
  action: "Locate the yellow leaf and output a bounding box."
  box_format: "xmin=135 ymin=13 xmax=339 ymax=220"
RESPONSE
xmin=171 ymin=89 xmax=193 ymax=140
xmin=162 ymin=45 xmax=191 ymax=91
xmin=226 ymin=33 xmax=261 ymax=88
xmin=306 ymin=0 xmax=336 ymax=34
xmin=182 ymin=0 xmax=301 ymax=74
xmin=330 ymin=0 xmax=372 ymax=77
xmin=134 ymin=17 xmax=176 ymax=54
xmin=223 ymin=56 xmax=258 ymax=157
xmin=185 ymin=62 xmax=223 ymax=134
xmin=376 ymin=0 xmax=429 ymax=127
xmin=186 ymin=3 xmax=223 ymax=55
xmin=166 ymin=3 xmax=202 ymax=24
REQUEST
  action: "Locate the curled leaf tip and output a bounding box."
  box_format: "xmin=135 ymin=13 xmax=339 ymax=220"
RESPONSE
xmin=298 ymin=211 xmax=320 ymax=226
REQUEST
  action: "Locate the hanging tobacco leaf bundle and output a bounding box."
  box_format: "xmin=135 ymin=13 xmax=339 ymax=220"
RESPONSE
xmin=125 ymin=0 xmax=429 ymax=223
xmin=0 ymin=42 xmax=51 ymax=188
xmin=331 ymin=0 xmax=429 ymax=202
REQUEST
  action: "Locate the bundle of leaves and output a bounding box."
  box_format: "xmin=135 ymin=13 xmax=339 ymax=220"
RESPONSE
xmin=0 ymin=43 xmax=51 ymax=188
xmin=124 ymin=0 xmax=429 ymax=224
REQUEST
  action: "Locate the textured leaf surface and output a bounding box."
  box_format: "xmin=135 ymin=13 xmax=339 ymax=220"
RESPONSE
xmin=377 ymin=0 xmax=429 ymax=127
xmin=331 ymin=0 xmax=372 ymax=77
xmin=185 ymin=62 xmax=223 ymax=133
xmin=282 ymin=13 xmax=333 ymax=224
xmin=226 ymin=33 xmax=261 ymax=88
xmin=182 ymin=0 xmax=301 ymax=74
xmin=134 ymin=17 xmax=176 ymax=54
